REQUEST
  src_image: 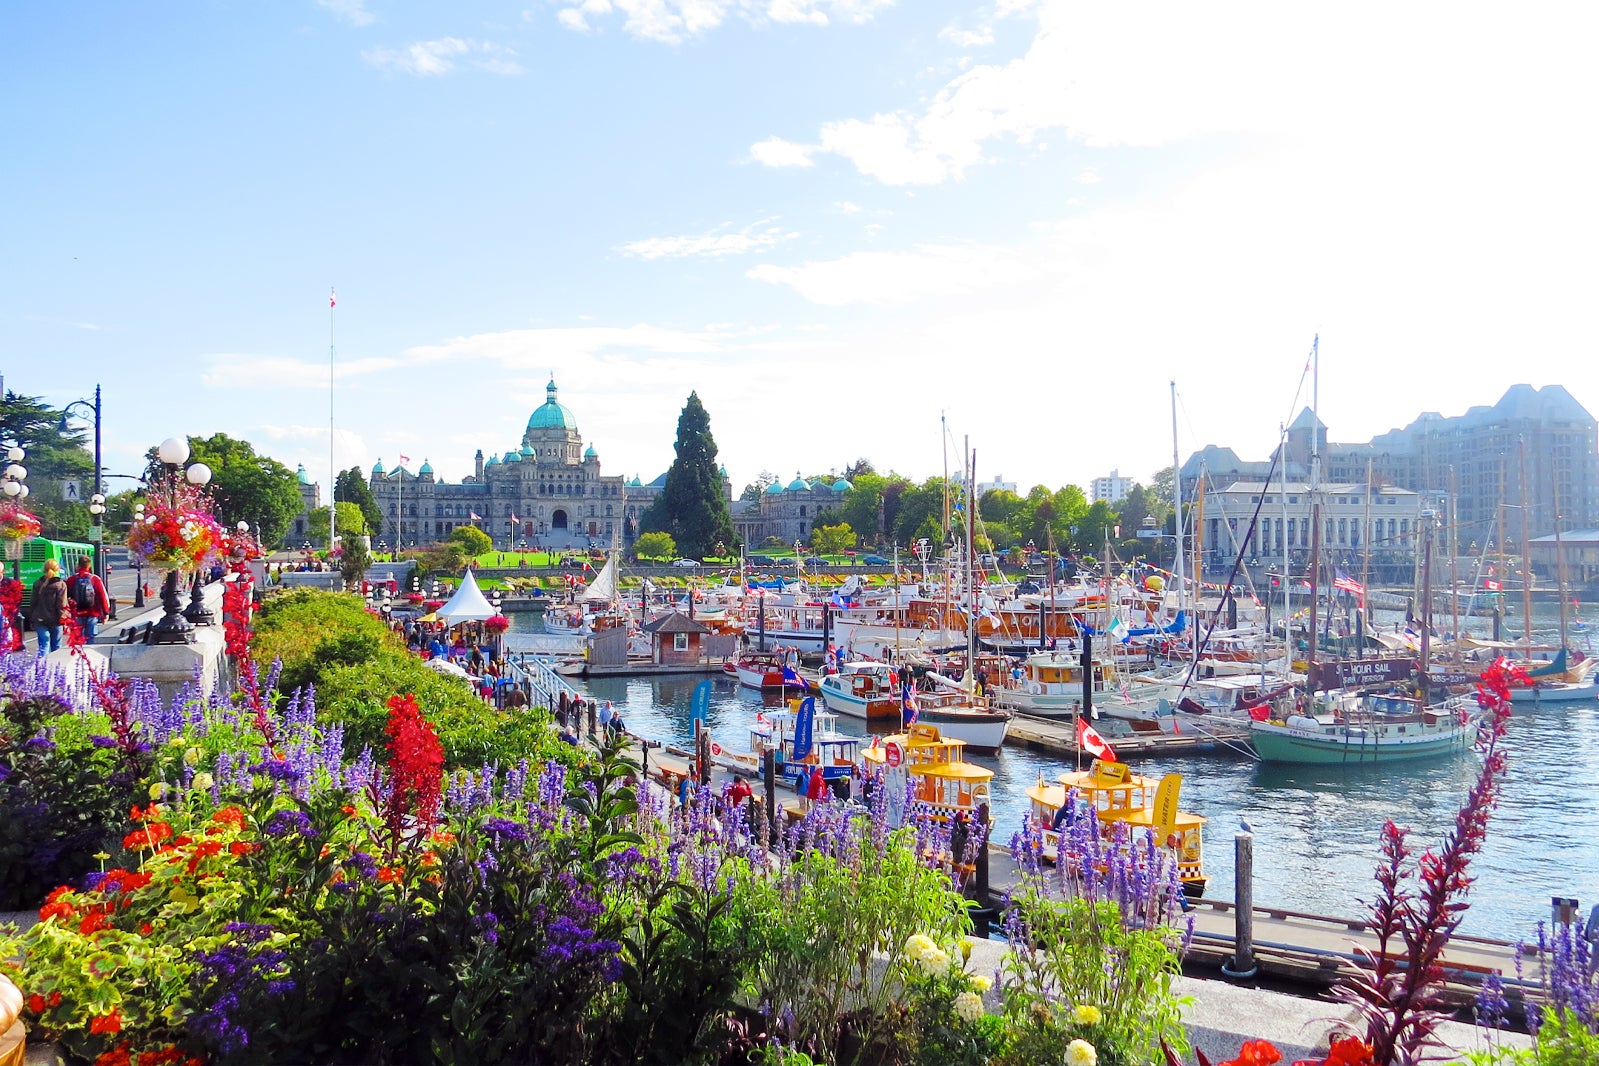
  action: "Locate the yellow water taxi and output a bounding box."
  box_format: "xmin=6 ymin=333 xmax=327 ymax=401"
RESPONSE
xmin=861 ymin=723 xmax=994 ymax=821
xmin=1025 ymin=759 xmax=1207 ymax=897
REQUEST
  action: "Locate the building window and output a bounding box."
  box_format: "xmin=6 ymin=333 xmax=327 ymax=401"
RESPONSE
xmin=674 ymin=633 xmax=689 ymax=652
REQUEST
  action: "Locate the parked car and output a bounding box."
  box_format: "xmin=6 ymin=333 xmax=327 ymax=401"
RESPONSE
xmin=862 ymin=554 xmax=889 ymax=565
xmin=748 ymin=554 xmax=777 ymax=566
xmin=672 ymin=558 xmax=699 ymax=568
xmin=803 ymin=557 xmax=828 ymax=567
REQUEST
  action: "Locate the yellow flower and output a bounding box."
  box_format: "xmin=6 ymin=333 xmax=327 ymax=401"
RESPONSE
xmin=916 ymin=946 xmax=950 ymax=976
xmin=184 ymin=746 xmax=202 ymax=766
xmin=903 ymin=933 xmax=936 ymax=960
xmin=191 ymin=772 xmax=214 ymax=791
xmin=969 ymin=973 xmax=993 ymax=994
xmin=1066 ymin=1039 xmax=1098 ymax=1066
xmin=952 ymin=991 xmax=983 ymax=1023
xmin=1073 ymin=1003 xmax=1103 ymax=1026
xmin=149 ymin=782 xmax=168 ymax=800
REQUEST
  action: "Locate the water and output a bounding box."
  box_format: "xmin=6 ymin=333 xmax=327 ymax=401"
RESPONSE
xmin=505 ymin=604 xmax=1599 ymax=942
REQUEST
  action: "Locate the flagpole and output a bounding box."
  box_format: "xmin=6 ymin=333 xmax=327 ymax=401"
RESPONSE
xmin=329 ymin=287 xmax=336 ymax=554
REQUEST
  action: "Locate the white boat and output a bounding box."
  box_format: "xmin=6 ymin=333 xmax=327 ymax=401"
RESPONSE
xmin=1250 ymin=691 xmax=1479 ymax=763
xmin=907 ymin=678 xmax=1011 ymax=752
xmin=987 ymin=649 xmax=1108 ymax=718
xmin=1508 ymin=678 xmax=1598 ymax=703
xmin=818 ymin=660 xmax=901 ymax=721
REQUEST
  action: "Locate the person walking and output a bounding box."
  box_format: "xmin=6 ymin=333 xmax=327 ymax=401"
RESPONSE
xmin=29 ymin=559 xmax=68 ymax=656
xmin=66 ymin=558 xmax=110 ymax=642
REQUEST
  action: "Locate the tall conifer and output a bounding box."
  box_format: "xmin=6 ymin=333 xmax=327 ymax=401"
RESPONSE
xmin=641 ymin=392 xmax=734 ymax=558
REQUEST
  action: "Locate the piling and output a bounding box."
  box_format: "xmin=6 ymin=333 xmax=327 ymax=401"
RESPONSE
xmin=1222 ymin=830 xmax=1258 ymax=979
xmin=763 ymin=748 xmax=777 ymax=840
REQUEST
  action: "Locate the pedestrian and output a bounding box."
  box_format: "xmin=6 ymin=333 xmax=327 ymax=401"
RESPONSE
xmin=599 ymin=699 xmax=615 ymax=734
xmin=29 ymin=559 xmax=68 ymax=656
xmin=609 ymin=705 xmax=626 ymax=738
xmin=728 ymin=775 xmax=753 ymax=810
xmin=66 ymin=557 xmax=110 ymax=642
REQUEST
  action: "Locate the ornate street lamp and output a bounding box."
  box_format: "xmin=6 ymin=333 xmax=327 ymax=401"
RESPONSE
xmin=60 ymin=385 xmax=103 ymax=580
xmin=145 ymin=436 xmax=216 ymax=644
xmin=0 ymin=445 xmax=35 ymax=580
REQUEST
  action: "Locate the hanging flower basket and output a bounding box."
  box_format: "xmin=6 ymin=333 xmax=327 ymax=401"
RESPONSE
xmin=483 ymin=614 xmax=511 ymax=633
xmin=127 ymin=506 xmax=225 ymax=573
xmin=0 ymin=505 xmax=41 ymax=557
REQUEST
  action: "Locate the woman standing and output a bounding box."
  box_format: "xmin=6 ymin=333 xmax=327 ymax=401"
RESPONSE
xmin=29 ymin=559 xmax=68 ymax=656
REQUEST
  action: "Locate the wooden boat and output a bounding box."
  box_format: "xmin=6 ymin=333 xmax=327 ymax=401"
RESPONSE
xmin=721 ymin=699 xmax=860 ymax=793
xmin=729 ymin=650 xmax=812 ymax=692
xmin=861 ymin=723 xmax=993 ymax=823
xmin=907 ymin=679 xmax=1011 ymax=751
xmin=988 ymin=649 xmax=1109 ymax=718
xmin=1250 ymin=691 xmax=1478 ymax=763
xmin=1025 ymin=758 xmax=1207 ymax=897
xmin=818 ymin=660 xmax=901 ymax=720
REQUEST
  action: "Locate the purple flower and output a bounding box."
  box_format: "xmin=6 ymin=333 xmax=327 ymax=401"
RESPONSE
xmin=263 ymin=809 xmax=316 ymax=838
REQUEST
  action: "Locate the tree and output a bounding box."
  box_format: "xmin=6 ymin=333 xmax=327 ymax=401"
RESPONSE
xmin=640 ymin=392 xmax=735 ymax=559
xmin=335 ymin=466 xmax=383 ymax=538
xmin=308 ymin=502 xmax=368 ymax=545
xmin=739 ymin=471 xmax=778 ymax=502
xmin=449 ymin=525 xmax=491 ymax=558
xmin=339 ymin=537 xmax=371 ymax=588
xmin=834 ymin=472 xmax=890 ymax=544
xmin=812 ymin=523 xmax=857 ymax=555
xmin=844 ymin=457 xmax=876 ymax=479
xmin=0 ymin=390 xmax=94 ymax=540
xmin=171 ymin=433 xmax=303 ymax=549
xmin=893 ymin=478 xmax=948 ymax=549
xmin=633 ymin=531 xmax=676 ymax=561
xmin=1150 ymin=466 xmax=1176 ymax=512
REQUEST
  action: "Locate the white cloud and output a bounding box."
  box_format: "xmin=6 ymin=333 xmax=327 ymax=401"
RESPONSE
xmin=1074 ymin=168 xmax=1099 ymax=184
xmin=833 ymin=201 xmax=861 ymax=214
xmin=621 ymin=218 xmax=798 ymax=259
xmin=317 ymin=0 xmax=376 ymax=27
xmin=750 ymin=136 xmax=815 ymax=168
xmin=748 ymin=243 xmax=1037 ymax=305
xmin=939 ymin=24 xmax=993 ymax=47
xmin=363 ymin=37 xmax=522 ymax=76
xmin=552 ymin=0 xmax=891 ymax=42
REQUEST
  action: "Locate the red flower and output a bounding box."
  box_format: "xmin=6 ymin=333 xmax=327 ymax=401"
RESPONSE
xmin=212 ymin=806 xmax=245 ymax=827
xmin=79 ymin=911 xmax=112 ymax=935
xmin=228 ymin=841 xmax=256 ymax=856
xmin=48 ymin=991 xmax=60 ymax=1008
xmin=88 ymin=1009 xmax=123 ymax=1034
xmin=26 ymin=994 xmax=45 ymax=1014
xmin=383 ymin=692 xmax=444 ymax=832
xmin=93 ymin=1044 xmax=131 ymax=1066
xmin=1223 ymin=1040 xmax=1282 ymax=1066
xmin=377 ymin=865 xmax=404 ymax=883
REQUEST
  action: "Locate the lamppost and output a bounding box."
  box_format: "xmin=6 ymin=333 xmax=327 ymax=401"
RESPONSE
xmin=59 ymin=385 xmax=103 ymax=580
xmin=149 ymin=437 xmax=212 ymax=645
xmin=1 ymin=445 xmax=32 ymax=580
xmin=381 ymin=591 xmax=392 ymax=623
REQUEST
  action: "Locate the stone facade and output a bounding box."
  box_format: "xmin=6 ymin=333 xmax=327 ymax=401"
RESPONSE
xmin=732 ymin=474 xmax=853 ymax=549
xmin=368 ymin=379 xmax=639 ymax=551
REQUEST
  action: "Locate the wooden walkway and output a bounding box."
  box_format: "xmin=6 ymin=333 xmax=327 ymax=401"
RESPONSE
xmin=1005 ymin=713 xmax=1256 ymax=761
xmin=982 ymin=849 xmax=1533 ymax=1003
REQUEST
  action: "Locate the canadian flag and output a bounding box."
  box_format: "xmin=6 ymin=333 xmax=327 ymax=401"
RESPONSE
xmin=1076 ymin=718 xmax=1117 ymax=762
xmin=469 ymin=511 xmax=481 ymax=521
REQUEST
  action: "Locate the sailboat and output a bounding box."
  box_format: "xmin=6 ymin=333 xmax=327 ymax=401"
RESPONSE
xmin=1508 ymin=472 xmax=1597 ymax=702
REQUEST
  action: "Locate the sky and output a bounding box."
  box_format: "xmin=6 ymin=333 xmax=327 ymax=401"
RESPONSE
xmin=5 ymin=0 xmax=1599 ymax=502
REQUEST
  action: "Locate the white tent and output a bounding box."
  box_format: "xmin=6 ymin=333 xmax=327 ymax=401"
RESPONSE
xmin=437 ymin=568 xmax=498 ymax=624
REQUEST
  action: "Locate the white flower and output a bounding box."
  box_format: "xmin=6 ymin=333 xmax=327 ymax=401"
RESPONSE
xmin=952 ymin=991 xmax=983 ymax=1023
xmin=191 ymin=772 xmax=214 ymax=791
xmin=183 ymin=746 xmax=202 ymax=766
xmin=1066 ymin=1039 xmax=1098 ymax=1066
xmin=903 ymin=933 xmax=936 ymax=960
xmin=916 ymin=946 xmax=950 ymax=976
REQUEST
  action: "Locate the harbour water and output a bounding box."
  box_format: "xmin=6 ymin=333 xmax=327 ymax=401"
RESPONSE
xmin=506 ymin=604 xmax=1599 ymax=943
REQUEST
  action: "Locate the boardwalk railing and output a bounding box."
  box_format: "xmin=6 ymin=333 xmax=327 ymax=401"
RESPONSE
xmin=506 ymin=652 xmax=582 ymax=709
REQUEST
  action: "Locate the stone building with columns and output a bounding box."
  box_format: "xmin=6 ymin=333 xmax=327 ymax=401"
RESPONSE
xmin=368 ymin=379 xmax=640 ymax=550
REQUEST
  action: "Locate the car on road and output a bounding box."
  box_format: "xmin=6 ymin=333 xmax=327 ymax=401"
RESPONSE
xmin=672 ymin=558 xmax=699 ymax=567
xmin=803 ymin=557 xmax=828 ymax=567
xmin=862 ymin=554 xmax=889 ymax=565
xmin=747 ymin=554 xmax=777 ymax=566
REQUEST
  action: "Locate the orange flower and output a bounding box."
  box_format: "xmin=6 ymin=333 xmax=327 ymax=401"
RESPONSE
xmin=26 ymin=994 xmax=45 ymax=1014
xmin=38 ymin=898 xmax=78 ymax=923
xmin=376 ymin=865 xmax=404 ymax=883
xmin=430 ymin=829 xmax=456 ymax=846
xmin=88 ymin=1009 xmax=123 ymax=1034
xmin=92 ymin=1044 xmax=131 ymax=1066
xmin=340 ymin=804 xmax=358 ymax=817
xmin=420 ymin=850 xmax=439 ymax=868
xmin=212 ymin=806 xmax=245 ymax=827
xmin=229 ymin=841 xmax=257 ymax=856
xmin=1223 ymin=1041 xmax=1282 ymax=1066
xmin=1321 ymin=1037 xmax=1376 ymax=1066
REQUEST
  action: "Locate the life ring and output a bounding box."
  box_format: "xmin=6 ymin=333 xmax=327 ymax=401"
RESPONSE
xmin=1028 ymin=681 xmax=1043 ymax=695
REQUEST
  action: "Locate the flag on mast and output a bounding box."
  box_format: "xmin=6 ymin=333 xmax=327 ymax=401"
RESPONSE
xmin=469 ymin=511 xmax=481 ymax=522
xmin=330 ymin=289 xmax=336 ymax=308
xmin=1076 ymin=718 xmax=1117 ymax=762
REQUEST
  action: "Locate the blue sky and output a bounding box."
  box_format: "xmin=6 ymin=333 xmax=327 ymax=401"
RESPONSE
xmin=6 ymin=1 xmax=1598 ymax=500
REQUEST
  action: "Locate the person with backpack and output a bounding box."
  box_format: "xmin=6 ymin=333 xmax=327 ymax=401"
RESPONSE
xmin=66 ymin=557 xmax=110 ymax=642
xmin=28 ymin=559 xmax=69 ymax=655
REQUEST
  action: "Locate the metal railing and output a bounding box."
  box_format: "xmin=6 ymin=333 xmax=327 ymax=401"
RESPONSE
xmin=505 ymin=652 xmax=582 ymax=709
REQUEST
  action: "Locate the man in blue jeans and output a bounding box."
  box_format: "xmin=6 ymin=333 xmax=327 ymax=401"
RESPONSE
xmin=28 ymin=559 xmax=68 ymax=655
xmin=66 ymin=557 xmax=110 ymax=642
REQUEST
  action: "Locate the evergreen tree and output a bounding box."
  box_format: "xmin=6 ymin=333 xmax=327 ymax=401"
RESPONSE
xmin=640 ymin=392 xmax=735 ymax=559
xmin=335 ymin=466 xmax=384 ymax=538
xmin=0 ymin=390 xmax=95 ymax=540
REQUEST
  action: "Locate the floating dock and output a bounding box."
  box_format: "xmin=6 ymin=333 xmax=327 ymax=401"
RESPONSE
xmin=1005 ymin=713 xmax=1254 ymax=760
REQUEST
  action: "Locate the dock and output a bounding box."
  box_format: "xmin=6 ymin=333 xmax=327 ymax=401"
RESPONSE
xmin=1005 ymin=712 xmax=1255 ymax=760
xmin=581 ymin=661 xmax=727 ymax=678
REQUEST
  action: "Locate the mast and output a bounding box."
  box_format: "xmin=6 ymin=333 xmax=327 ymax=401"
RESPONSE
xmin=1360 ymin=457 xmax=1374 ymax=637
xmin=1170 ymin=381 xmax=1185 ymax=660
xmin=965 ymin=441 xmax=977 ymax=687
xmin=1555 ymin=467 xmax=1570 ymax=651
xmin=1448 ymin=467 xmax=1460 ymax=664
xmin=1306 ymin=336 xmax=1321 ymax=671
xmin=329 ymin=288 xmax=336 ymax=551
xmin=1281 ymin=423 xmax=1290 ymax=644
xmin=1420 ymin=509 xmax=1434 ymax=673
xmin=1518 ymin=438 xmax=1534 ymax=650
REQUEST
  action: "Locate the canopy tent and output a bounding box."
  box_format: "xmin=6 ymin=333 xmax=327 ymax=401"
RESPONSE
xmin=437 ymin=568 xmax=498 ymax=624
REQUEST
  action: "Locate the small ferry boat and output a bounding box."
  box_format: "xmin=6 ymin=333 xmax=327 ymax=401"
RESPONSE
xmin=1025 ymin=759 xmax=1207 ymax=897
xmin=737 ymin=698 xmax=861 ymax=793
xmin=818 ymin=660 xmax=902 ymax=720
xmin=1249 ymin=690 xmax=1478 ymax=763
xmin=861 ymin=723 xmax=994 ymax=823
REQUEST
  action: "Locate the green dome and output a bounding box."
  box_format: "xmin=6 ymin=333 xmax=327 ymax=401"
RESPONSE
xmin=419 ymin=459 xmax=433 ymax=475
xmin=504 ymin=450 xmax=522 ymax=464
xmin=629 ymin=476 xmax=643 ymax=488
xmin=527 ymin=378 xmax=577 ymax=432
xmin=584 ymin=444 xmax=597 ymax=459
xmin=831 ymin=478 xmax=852 ymax=492
xmin=787 ymin=476 xmax=810 ymax=491
xmin=296 ymin=463 xmax=311 ymax=485
xmin=485 ymin=454 xmax=500 ymax=467
xmin=520 ymin=445 xmax=534 ymax=458
xmin=764 ymin=481 xmax=785 ymax=495
xmin=372 ymin=458 xmax=385 ymax=475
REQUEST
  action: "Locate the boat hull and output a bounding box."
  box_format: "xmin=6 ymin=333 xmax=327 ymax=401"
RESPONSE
xmin=1509 ymin=681 xmax=1597 ymax=703
xmin=1250 ymin=721 xmax=1475 ymax=764
xmin=911 ymin=709 xmax=1010 ymax=752
xmin=818 ymin=682 xmax=900 ymax=720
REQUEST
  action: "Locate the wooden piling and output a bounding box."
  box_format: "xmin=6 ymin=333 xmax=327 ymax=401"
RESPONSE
xmin=1222 ymin=830 xmax=1258 ymax=979
xmin=763 ymin=748 xmax=777 ymax=840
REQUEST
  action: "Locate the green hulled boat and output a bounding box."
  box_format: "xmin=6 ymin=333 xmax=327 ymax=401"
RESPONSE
xmin=1250 ymin=692 xmax=1478 ymax=764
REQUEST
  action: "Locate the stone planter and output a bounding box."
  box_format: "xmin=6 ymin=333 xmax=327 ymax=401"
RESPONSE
xmin=0 ymin=972 xmax=25 ymax=1066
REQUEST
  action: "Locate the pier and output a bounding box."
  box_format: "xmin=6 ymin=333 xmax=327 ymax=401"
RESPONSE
xmin=1005 ymin=712 xmax=1253 ymax=760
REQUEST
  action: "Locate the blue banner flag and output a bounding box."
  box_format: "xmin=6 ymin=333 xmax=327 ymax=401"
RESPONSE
xmin=781 ymin=664 xmax=807 ymax=689
xmin=791 ymin=696 xmax=815 ymax=761
xmin=690 ymin=679 xmax=712 ymax=725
